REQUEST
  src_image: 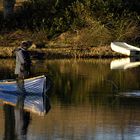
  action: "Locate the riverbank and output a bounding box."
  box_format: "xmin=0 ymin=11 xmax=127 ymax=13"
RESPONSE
xmin=31 ymin=45 xmax=125 ymax=59
xmin=0 ymin=30 xmax=125 ymax=59
xmin=0 ymin=45 xmax=124 ymax=59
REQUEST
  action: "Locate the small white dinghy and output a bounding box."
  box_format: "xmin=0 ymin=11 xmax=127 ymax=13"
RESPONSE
xmin=0 ymin=75 xmax=51 ymax=115
xmin=111 ymin=42 xmax=140 ymax=56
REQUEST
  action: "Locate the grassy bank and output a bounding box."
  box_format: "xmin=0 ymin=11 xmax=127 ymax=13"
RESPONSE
xmin=0 ymin=45 xmax=124 ymax=59
xmin=0 ymin=30 xmax=125 ymax=59
xmin=30 ymin=46 xmax=124 ymax=59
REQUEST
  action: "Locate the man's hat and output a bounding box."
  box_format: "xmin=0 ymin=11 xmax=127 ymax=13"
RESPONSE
xmin=21 ymin=40 xmax=32 ymax=48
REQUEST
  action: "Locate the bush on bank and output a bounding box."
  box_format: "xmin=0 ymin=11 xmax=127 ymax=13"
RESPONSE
xmin=0 ymin=0 xmax=140 ymax=49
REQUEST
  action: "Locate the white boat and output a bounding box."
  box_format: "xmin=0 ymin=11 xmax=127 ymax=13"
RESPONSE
xmin=110 ymin=57 xmax=140 ymax=70
xmin=111 ymin=42 xmax=140 ymax=56
xmin=0 ymin=75 xmax=51 ymax=115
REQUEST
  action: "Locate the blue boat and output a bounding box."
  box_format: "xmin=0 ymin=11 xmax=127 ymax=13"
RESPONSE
xmin=0 ymin=75 xmax=51 ymax=115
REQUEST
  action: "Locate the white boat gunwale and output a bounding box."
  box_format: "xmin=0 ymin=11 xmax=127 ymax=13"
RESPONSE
xmin=0 ymin=75 xmax=46 ymax=84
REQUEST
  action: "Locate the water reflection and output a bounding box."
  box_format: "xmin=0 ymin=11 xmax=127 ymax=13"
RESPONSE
xmin=3 ymin=93 xmax=30 ymax=140
xmin=3 ymin=93 xmax=50 ymax=140
xmin=1 ymin=59 xmax=140 ymax=139
xmin=14 ymin=93 xmax=30 ymax=140
xmin=117 ymin=90 xmax=140 ymax=99
xmin=110 ymin=57 xmax=140 ymax=70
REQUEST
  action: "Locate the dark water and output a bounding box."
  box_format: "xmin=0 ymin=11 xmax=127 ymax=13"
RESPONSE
xmin=0 ymin=58 xmax=140 ymax=140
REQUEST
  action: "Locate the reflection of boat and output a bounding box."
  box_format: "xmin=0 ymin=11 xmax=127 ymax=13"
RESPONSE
xmin=117 ymin=91 xmax=140 ymax=98
xmin=0 ymin=75 xmax=51 ymax=115
xmin=111 ymin=42 xmax=140 ymax=56
xmin=110 ymin=57 xmax=140 ymax=69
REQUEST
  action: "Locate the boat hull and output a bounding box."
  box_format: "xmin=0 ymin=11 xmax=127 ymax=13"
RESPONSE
xmin=0 ymin=75 xmax=46 ymax=95
xmin=111 ymin=42 xmax=140 ymax=56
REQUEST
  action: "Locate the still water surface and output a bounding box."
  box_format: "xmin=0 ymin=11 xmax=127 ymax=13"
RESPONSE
xmin=0 ymin=58 xmax=140 ymax=140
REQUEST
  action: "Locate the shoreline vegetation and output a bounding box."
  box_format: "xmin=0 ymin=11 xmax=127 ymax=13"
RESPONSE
xmin=0 ymin=45 xmax=124 ymax=59
xmin=0 ymin=30 xmax=125 ymax=59
xmin=0 ymin=0 xmax=140 ymax=59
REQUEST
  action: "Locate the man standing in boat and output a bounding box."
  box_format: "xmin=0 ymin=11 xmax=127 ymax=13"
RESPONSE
xmin=14 ymin=40 xmax=32 ymax=79
xmin=13 ymin=40 xmax=32 ymax=93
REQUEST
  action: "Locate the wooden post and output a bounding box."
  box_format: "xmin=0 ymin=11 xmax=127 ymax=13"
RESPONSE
xmin=3 ymin=0 xmax=16 ymax=19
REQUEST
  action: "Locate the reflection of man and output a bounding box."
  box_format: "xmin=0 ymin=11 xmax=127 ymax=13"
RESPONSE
xmin=3 ymin=93 xmax=51 ymax=140
xmin=3 ymin=104 xmax=15 ymax=140
xmin=3 ymin=94 xmax=31 ymax=140
xmin=14 ymin=93 xmax=30 ymax=140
